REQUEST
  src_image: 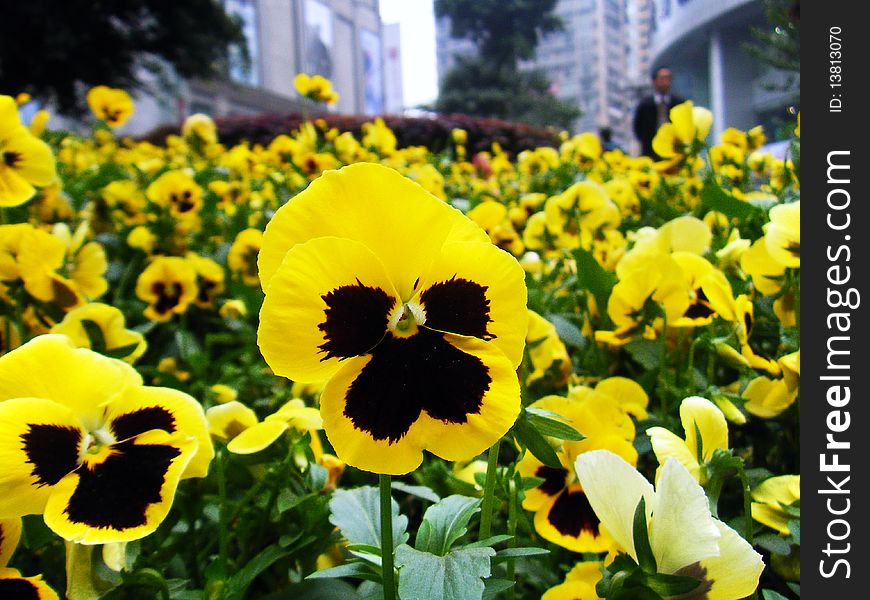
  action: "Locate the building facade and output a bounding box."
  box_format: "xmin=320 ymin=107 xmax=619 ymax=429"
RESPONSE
xmin=121 ymin=0 xmax=389 ymax=135
xmin=649 ymin=0 xmax=797 ymax=140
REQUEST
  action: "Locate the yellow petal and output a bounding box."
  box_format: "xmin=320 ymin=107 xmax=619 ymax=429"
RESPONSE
xmin=415 ymin=240 xmax=528 ymax=367
xmin=680 ymin=396 xmax=728 ymax=463
xmin=206 ymin=401 xmax=259 ymax=442
xmin=649 ymin=458 xmax=720 ymax=574
xmin=646 ymin=426 xmax=701 ymax=481
xmin=0 ymin=518 xmax=22 ymax=567
xmin=701 ymin=520 xmax=764 ymax=600
xmin=594 ymin=377 xmax=648 ymax=419
xmin=0 ymin=567 xmax=60 ymax=599
xmin=533 ymin=486 xmax=614 ymax=553
xmin=0 ymin=398 xmax=84 ymax=518
xmin=574 ymin=450 xmax=654 ymax=563
xmin=258 ymin=163 xmax=488 ymax=297
xmin=227 ymin=420 xmax=288 ymax=454
xmin=106 ymin=385 xmax=213 ymax=479
xmin=0 ymin=335 xmax=141 ymax=427
xmin=259 ymin=236 xmax=401 ymax=383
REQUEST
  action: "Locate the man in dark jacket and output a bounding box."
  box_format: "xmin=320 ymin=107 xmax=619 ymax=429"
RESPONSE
xmin=632 ymin=66 xmax=684 ymax=159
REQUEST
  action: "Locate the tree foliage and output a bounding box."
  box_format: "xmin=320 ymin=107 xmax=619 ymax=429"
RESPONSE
xmin=435 ymin=0 xmax=563 ymax=68
xmin=743 ymin=0 xmax=800 ymax=97
xmin=434 ymin=0 xmax=579 ymax=129
xmin=0 ymin=0 xmax=246 ymax=113
xmin=434 ymin=57 xmax=580 ymax=130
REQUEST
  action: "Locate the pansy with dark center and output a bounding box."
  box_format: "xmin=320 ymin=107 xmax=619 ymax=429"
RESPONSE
xmin=258 ymin=163 xmax=528 ymax=474
xmin=0 ymin=335 xmax=212 ymax=544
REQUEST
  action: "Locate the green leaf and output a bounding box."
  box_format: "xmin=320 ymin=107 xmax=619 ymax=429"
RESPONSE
xmin=632 ymin=497 xmax=657 ymax=573
xmin=545 ymin=313 xmax=586 ymax=348
xmin=259 ymin=579 xmax=363 ymax=600
xmin=755 ymin=533 xmax=791 ymax=555
xmin=395 ymin=544 xmax=495 ymax=600
xmin=482 ymin=578 xmax=515 ymax=599
xmin=526 ymin=406 xmax=586 ymax=441
xmin=700 ymin=179 xmax=763 ymax=221
xmin=572 ymin=247 xmax=616 ymax=312
xmin=465 ymin=534 xmax=513 ymax=549
xmin=643 ymin=571 xmax=702 ymax=596
xmin=391 ymin=481 xmax=441 ymax=503
xmin=306 ymin=562 xmax=374 ymax=581
xmin=221 ymin=544 xmax=290 ymax=600
xmin=762 ymin=590 xmax=791 ymax=600
xmin=415 ymin=495 xmax=481 ymax=556
xmin=492 ymin=546 xmax=549 ymax=561
xmin=328 ymin=486 xmax=409 ymax=549
xmin=174 ymin=329 xmax=202 ymax=359
xmin=513 ymin=414 xmax=562 ymax=469
xmin=788 ymin=519 xmax=800 ymax=545
xmin=625 ymin=338 xmax=663 ymax=370
xmin=80 ymin=319 xmax=107 ymax=353
xmin=103 ymin=342 xmax=142 ymax=360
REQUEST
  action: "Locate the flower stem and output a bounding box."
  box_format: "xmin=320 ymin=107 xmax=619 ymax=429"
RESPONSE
xmin=65 ymin=541 xmax=99 ymax=600
xmin=478 ymin=437 xmax=502 ymax=540
xmin=216 ymin=447 xmax=229 ymax=570
xmin=379 ymin=474 xmax=396 ymax=600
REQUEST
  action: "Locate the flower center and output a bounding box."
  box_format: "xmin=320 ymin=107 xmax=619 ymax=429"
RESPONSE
xmin=79 ymin=427 xmax=118 ymax=466
xmin=389 ymin=301 xmax=426 ymax=338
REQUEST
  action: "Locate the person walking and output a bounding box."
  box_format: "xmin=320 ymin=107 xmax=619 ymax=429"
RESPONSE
xmin=632 ymin=66 xmax=684 ymax=159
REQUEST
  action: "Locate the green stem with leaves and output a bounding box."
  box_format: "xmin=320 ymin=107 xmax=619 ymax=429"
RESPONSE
xmin=478 ymin=438 xmax=502 ymax=541
xmin=380 ymin=474 xmax=397 ymax=600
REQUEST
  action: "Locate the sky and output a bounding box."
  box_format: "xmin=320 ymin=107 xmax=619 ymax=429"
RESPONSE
xmin=379 ymin=0 xmax=439 ymax=109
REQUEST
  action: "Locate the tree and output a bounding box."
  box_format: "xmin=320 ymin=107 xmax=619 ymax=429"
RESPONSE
xmin=0 ymin=0 xmax=247 ymax=114
xmin=433 ymin=0 xmax=580 ymax=129
xmin=435 ymin=0 xmax=564 ymax=69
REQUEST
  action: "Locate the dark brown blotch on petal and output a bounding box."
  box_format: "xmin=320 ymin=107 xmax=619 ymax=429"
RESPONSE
xmin=318 ymin=282 xmax=393 ymax=361
xmin=535 ymin=465 xmax=569 ymax=497
xmin=343 ymin=328 xmax=490 ymax=443
xmin=547 ymin=489 xmax=600 ymax=538
xmin=22 ymin=424 xmax=81 ymax=487
xmin=111 ymin=406 xmax=176 ymax=441
xmin=420 ymin=277 xmax=494 ymax=340
xmin=64 ymin=440 xmax=180 ymax=530
xmin=0 ymin=578 xmax=41 ymax=599
xmin=670 ymin=562 xmax=712 ymax=599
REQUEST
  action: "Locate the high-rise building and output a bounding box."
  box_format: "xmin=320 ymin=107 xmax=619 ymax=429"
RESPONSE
xmin=435 ymin=0 xmax=635 ymax=144
xmin=121 ymin=0 xmax=388 ymax=135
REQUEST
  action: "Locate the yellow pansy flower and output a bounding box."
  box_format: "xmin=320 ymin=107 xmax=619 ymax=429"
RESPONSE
xmin=763 ymin=201 xmax=800 ymax=269
xmin=0 ymin=335 xmax=212 ymax=544
xmin=85 ymin=86 xmax=135 ymax=128
xmin=228 ymin=228 xmax=264 ymax=287
xmin=50 ymin=302 xmax=147 ymax=364
xmin=258 ymin=163 xmax=527 ymax=474
xmin=135 ymin=256 xmax=198 ymax=322
xmin=517 ymin=393 xmax=636 ymax=552
xmin=751 ymin=475 xmax=799 ymax=535
xmin=576 ymin=450 xmax=764 ymax=599
xmin=145 ymin=170 xmax=203 ymax=220
xmin=646 ymin=396 xmax=728 ymax=483
xmin=652 ymin=101 xmax=713 ymax=162
xmin=181 ymin=113 xmax=218 ymax=145
xmin=0 ymin=96 xmax=57 ymax=207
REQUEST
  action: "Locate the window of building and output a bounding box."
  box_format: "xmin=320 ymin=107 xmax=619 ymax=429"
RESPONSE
xmin=224 ymin=0 xmax=260 ymax=86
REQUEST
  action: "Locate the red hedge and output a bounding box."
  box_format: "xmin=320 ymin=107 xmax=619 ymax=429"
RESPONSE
xmin=142 ymin=112 xmax=561 ymax=156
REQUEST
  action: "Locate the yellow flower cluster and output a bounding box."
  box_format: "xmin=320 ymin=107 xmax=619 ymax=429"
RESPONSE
xmin=0 ymin=87 xmax=799 ymax=599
